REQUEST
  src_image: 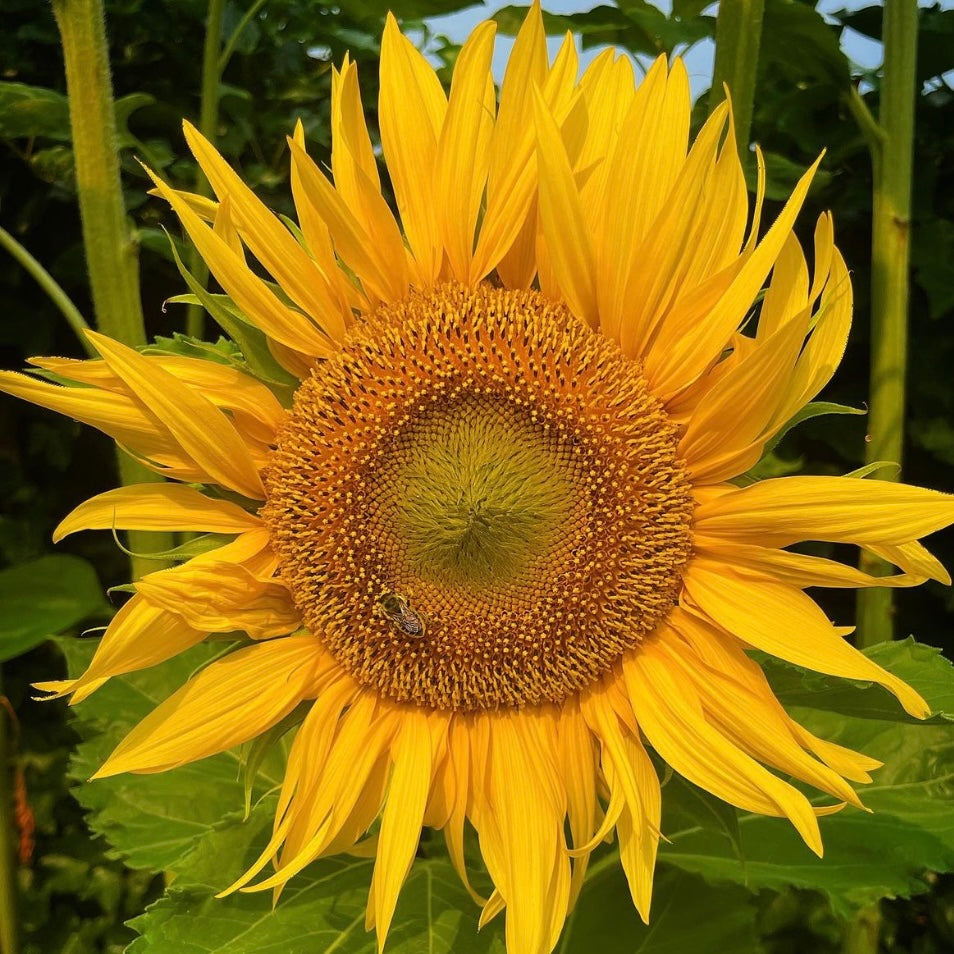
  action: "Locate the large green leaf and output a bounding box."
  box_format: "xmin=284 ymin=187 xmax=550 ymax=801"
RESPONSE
xmin=0 ymin=555 xmax=110 ymax=663
xmin=128 ymin=810 xmax=763 ymax=954
xmin=659 ymin=640 xmax=954 ymax=917
xmin=127 ymin=798 xmax=505 ymax=954
xmin=562 ymin=865 xmax=762 ymax=954
xmin=492 ymin=2 xmax=714 ymax=57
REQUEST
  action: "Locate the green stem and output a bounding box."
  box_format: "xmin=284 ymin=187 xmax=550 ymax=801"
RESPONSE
xmin=52 ymin=0 xmax=146 ymax=348
xmin=841 ymin=903 xmax=882 ymax=954
xmin=0 ymin=225 xmax=95 ymax=358
xmin=856 ymin=0 xmax=918 ymax=648
xmin=708 ymin=0 xmax=765 ymax=155
xmin=52 ymin=0 xmax=173 ymax=577
xmin=218 ymin=0 xmax=269 ymax=74
xmin=185 ymin=0 xmax=227 ymax=340
xmin=0 ymin=676 xmax=19 ymax=954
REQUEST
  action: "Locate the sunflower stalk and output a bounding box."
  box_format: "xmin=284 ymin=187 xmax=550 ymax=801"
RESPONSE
xmin=708 ymin=0 xmax=765 ymax=155
xmin=184 ymin=0 xmax=227 ymax=340
xmin=856 ymin=0 xmax=919 ymax=648
xmin=52 ymin=0 xmax=173 ymax=576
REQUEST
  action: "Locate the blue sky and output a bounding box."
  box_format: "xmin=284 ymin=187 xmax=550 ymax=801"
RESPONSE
xmin=421 ymin=1 xmax=940 ymax=98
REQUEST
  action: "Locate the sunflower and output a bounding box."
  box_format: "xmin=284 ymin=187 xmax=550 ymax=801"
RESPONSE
xmin=5 ymin=5 xmax=954 ymax=953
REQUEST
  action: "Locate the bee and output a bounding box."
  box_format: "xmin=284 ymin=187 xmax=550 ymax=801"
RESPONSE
xmin=376 ymin=592 xmax=426 ymax=638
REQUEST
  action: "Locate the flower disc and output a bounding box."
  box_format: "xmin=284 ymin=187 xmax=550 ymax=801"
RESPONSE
xmin=264 ymin=283 xmax=694 ymax=709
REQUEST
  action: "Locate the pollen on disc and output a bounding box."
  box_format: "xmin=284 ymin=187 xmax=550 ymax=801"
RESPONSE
xmin=262 ymin=282 xmax=694 ymax=711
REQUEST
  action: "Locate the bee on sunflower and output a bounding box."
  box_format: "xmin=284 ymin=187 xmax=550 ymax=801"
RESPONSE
xmin=3 ymin=5 xmax=953 ymax=953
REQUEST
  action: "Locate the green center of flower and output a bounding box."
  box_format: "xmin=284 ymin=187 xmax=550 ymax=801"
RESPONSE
xmin=383 ymin=394 xmax=575 ymax=590
xmin=263 ymin=282 xmax=695 ymax=711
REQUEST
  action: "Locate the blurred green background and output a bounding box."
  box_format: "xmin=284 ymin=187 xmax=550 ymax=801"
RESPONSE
xmin=1 ymin=1 xmax=953 ymax=951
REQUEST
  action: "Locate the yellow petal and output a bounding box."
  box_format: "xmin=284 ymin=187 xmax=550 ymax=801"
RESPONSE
xmin=369 ymin=710 xmax=439 ymax=951
xmin=67 ymin=595 xmax=206 ymax=701
xmin=330 ymin=63 xmax=411 ymax=295
xmin=616 ymin=102 xmax=729 ymax=357
xmin=31 ymin=354 xmax=286 ymax=445
xmin=867 ymin=541 xmax=951 ymax=585
xmin=656 ymin=629 xmax=863 ymax=808
xmin=683 ymin=558 xmax=930 ymax=718
xmin=54 ymin=483 xmax=260 ymax=542
xmin=532 ymin=88 xmax=599 ymax=329
xmin=291 ymin=120 xmax=364 ymax=315
xmin=93 ymin=636 xmax=323 ymax=776
xmin=183 ymin=122 xmax=347 ymax=342
xmin=212 ymin=193 xmax=245 ymax=259
xmin=482 ymin=714 xmax=570 ymax=954
xmin=471 ymin=1 xmax=547 ymax=282
xmin=149 ymin=170 xmax=335 ymax=361
xmin=623 ymin=647 xmax=823 ymax=854
xmin=287 ymin=137 xmax=406 ymax=303
xmin=597 ymin=57 xmax=689 ymax=342
xmin=695 ymin=537 xmax=927 ymax=589
xmin=379 ymin=13 xmax=447 ymax=282
xmin=694 ymin=475 xmax=954 ymax=548
xmin=436 ymin=21 xmax=496 ymax=282
xmin=679 ymin=316 xmax=808 ymax=482
xmin=646 ymin=154 xmax=823 ymax=396
xmin=0 ymin=369 xmax=202 ymax=479
xmin=86 ymin=331 xmax=265 ymax=499
xmin=136 ymin=558 xmax=299 ymax=640
xmin=581 ymin=689 xmax=659 ymax=919
xmin=758 ymin=231 xmax=810 ymax=341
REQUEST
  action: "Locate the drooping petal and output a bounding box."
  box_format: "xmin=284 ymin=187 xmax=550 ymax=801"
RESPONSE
xmin=54 ymin=483 xmax=260 ymax=542
xmin=682 ymin=558 xmax=930 ymax=718
xmin=136 ymin=556 xmax=300 ymax=640
xmin=86 ymin=331 xmax=265 ymax=499
xmin=623 ymin=646 xmax=824 ymax=854
xmin=93 ymin=636 xmax=325 ymax=777
xmin=45 ymin=596 xmax=206 ymax=703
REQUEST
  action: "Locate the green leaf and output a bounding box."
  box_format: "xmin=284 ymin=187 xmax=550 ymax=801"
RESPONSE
xmin=561 ymin=865 xmax=762 ymax=953
xmin=0 ymin=555 xmax=110 ymax=663
xmin=492 ymin=2 xmax=713 ymax=56
xmin=658 ymin=640 xmax=954 ymax=916
xmin=759 ymin=0 xmax=851 ymax=88
xmin=763 ymin=639 xmax=954 ymax=724
xmin=63 ymin=639 xmax=285 ymax=872
xmin=144 ymin=332 xmax=244 ymax=366
xmin=0 ymin=82 xmax=71 ymax=140
xmin=772 ymin=401 xmax=866 ymax=453
xmin=127 ymin=798 xmax=505 ymax=954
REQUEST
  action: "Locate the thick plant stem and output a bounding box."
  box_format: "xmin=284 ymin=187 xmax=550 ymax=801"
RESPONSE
xmin=708 ymin=0 xmax=765 ymax=155
xmin=0 ymin=680 xmax=18 ymax=954
xmin=52 ymin=0 xmax=173 ymax=577
xmin=856 ymin=0 xmax=918 ymax=648
xmin=185 ymin=0 xmax=226 ymax=340
xmin=842 ymin=903 xmax=882 ymax=954
xmin=0 ymin=225 xmax=95 ymax=358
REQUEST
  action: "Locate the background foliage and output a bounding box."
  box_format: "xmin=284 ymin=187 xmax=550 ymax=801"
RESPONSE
xmin=1 ymin=0 xmax=954 ymax=951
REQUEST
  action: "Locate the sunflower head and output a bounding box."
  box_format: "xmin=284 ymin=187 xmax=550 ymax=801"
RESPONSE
xmin=4 ymin=5 xmax=953 ymax=954
xmin=263 ymin=281 xmax=694 ymax=710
